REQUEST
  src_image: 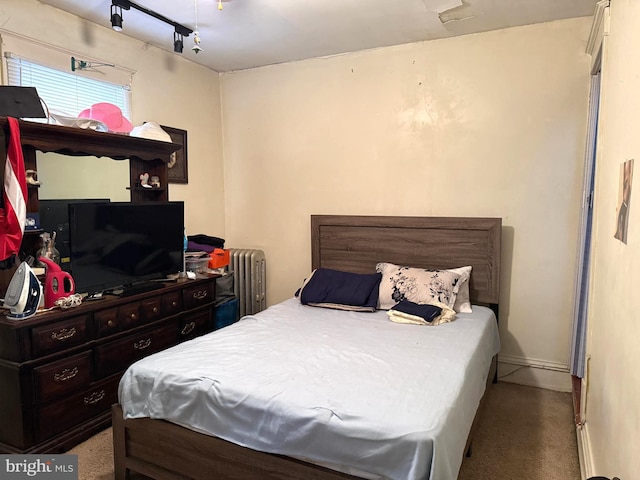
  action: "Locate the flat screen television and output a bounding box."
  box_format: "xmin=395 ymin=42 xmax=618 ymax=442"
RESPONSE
xmin=39 ymin=199 xmax=110 ymax=272
xmin=69 ymin=201 xmax=185 ymax=295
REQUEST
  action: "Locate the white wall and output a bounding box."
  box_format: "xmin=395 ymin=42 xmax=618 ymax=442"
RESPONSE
xmin=582 ymin=1 xmax=640 ymax=479
xmin=1 ymin=2 xmax=596 ymax=394
xmin=221 ymin=18 xmax=592 ymax=391
xmin=0 ymin=0 xmax=225 ymax=237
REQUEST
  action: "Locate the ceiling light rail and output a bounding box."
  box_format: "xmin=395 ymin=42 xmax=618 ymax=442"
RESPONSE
xmin=110 ymin=0 xmax=193 ymax=54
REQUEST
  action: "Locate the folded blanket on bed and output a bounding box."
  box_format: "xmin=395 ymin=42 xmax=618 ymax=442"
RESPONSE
xmin=387 ymin=300 xmax=456 ymax=326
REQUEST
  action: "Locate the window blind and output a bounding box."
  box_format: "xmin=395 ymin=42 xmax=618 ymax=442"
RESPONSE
xmin=5 ymin=53 xmax=131 ymax=121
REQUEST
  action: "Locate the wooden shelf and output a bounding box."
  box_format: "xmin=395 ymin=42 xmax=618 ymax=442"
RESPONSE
xmin=0 ymin=118 xmax=180 ymax=164
xmin=127 ymin=187 xmax=167 ymax=192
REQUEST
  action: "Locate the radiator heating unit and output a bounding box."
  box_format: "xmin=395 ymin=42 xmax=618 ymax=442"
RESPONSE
xmin=229 ymin=249 xmax=266 ymax=317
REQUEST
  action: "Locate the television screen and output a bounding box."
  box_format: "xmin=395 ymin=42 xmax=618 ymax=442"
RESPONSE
xmin=69 ymin=201 xmax=185 ymax=295
xmin=39 ymin=199 xmax=110 ymax=271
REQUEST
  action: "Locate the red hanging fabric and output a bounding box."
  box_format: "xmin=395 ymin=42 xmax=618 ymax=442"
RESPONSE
xmin=0 ymin=117 xmax=27 ymax=268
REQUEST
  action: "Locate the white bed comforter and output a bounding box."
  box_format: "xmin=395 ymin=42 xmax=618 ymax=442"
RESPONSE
xmin=119 ymin=298 xmax=500 ymax=480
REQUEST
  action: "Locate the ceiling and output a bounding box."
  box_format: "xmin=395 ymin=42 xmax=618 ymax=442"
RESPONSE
xmin=37 ymin=0 xmax=598 ymax=72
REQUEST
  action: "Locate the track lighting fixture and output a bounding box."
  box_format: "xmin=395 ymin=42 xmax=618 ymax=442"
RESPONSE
xmin=110 ymin=4 xmax=123 ymax=32
xmin=109 ymin=0 xmax=193 ymax=54
xmin=173 ymin=31 xmax=184 ymax=54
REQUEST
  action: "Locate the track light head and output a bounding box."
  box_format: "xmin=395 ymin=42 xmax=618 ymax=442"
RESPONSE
xmin=174 ymin=31 xmax=184 ymax=53
xmin=111 ymin=5 xmax=123 ymax=31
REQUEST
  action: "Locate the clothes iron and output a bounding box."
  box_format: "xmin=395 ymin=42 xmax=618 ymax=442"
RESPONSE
xmin=3 ymin=262 xmax=43 ymax=319
xmin=39 ymin=257 xmax=75 ymax=308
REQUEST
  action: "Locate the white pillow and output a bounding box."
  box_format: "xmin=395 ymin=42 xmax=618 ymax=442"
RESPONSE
xmin=376 ymin=262 xmax=462 ymax=310
xmin=447 ymin=266 xmax=472 ymax=313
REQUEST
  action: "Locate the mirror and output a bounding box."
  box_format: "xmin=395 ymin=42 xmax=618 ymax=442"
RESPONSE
xmin=37 ymin=152 xmax=131 ymax=202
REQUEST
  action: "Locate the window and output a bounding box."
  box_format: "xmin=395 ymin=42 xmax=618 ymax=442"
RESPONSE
xmin=4 ymin=53 xmax=131 ymax=121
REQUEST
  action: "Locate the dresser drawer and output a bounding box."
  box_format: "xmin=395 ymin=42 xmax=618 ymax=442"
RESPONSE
xmin=162 ymin=291 xmax=182 ymax=315
xmin=141 ymin=296 xmax=162 ymax=323
xmin=183 ymin=282 xmax=215 ymax=309
xmin=119 ymin=302 xmax=143 ymax=329
xmin=33 ymin=351 xmax=92 ymax=403
xmin=94 ymin=307 xmax=120 ymax=337
xmin=93 ymin=323 xmax=177 ymax=378
xmin=31 ymin=316 xmax=88 ymax=358
xmin=35 ymin=376 xmax=119 ymax=444
xmin=94 ymin=304 xmax=140 ymax=337
xmin=178 ymin=309 xmax=212 ymax=342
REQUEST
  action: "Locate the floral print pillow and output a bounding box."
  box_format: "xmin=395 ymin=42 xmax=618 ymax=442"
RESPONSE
xmin=376 ymin=262 xmax=462 ymax=310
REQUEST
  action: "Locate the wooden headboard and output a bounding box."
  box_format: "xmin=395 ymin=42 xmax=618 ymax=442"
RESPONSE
xmin=311 ymin=215 xmax=501 ymax=306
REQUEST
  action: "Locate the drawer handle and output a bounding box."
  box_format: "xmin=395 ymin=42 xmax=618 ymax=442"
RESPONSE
xmin=53 ymin=367 xmax=79 ymax=382
xmin=181 ymin=322 xmax=196 ymax=336
xmin=134 ymin=338 xmax=151 ymax=350
xmin=192 ymin=289 xmax=208 ymax=301
xmin=107 ymin=319 xmax=115 ymax=327
xmin=129 ymin=313 xmax=138 ymax=320
xmin=83 ymin=390 xmax=105 ymax=406
xmin=51 ymin=327 xmax=76 ymax=342
xmin=171 ymin=301 xmax=178 ymax=308
xmin=152 ymin=306 xmax=159 ymax=314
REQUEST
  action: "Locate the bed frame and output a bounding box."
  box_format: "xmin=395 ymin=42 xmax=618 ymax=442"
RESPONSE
xmin=112 ymin=215 xmax=501 ymax=480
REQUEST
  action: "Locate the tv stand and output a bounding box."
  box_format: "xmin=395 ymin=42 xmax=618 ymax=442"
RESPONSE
xmin=0 ymin=276 xmax=217 ymax=454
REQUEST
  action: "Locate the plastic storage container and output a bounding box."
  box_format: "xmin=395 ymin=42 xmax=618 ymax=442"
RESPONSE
xmin=214 ymin=298 xmax=239 ymax=330
xmin=185 ymin=256 xmax=209 ymax=273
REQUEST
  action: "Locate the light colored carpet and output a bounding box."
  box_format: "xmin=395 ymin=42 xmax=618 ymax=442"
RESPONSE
xmin=68 ymin=382 xmax=580 ymax=480
xmin=458 ymin=382 xmax=580 ymax=480
xmin=67 ymin=428 xmax=114 ymax=480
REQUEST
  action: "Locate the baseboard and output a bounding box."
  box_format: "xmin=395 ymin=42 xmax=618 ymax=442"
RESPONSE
xmin=498 ymin=355 xmax=572 ymax=392
xmin=576 ymin=422 xmax=594 ymax=479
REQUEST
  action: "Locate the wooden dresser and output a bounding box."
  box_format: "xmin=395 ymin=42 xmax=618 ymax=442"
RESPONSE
xmin=0 ymin=276 xmax=216 ymax=454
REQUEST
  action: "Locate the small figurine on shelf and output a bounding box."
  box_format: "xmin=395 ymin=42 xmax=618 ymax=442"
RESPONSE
xmin=25 ymin=169 xmax=41 ymax=186
xmin=37 ymin=231 xmax=60 ymax=266
xmin=139 ymin=172 xmax=152 ymax=188
xmin=150 ymin=175 xmax=160 ymax=188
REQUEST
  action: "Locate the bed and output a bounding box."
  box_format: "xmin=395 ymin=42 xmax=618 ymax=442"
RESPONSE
xmin=112 ymin=215 xmax=502 ymax=480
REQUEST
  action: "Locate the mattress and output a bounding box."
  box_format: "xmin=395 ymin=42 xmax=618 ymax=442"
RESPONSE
xmin=119 ymin=298 xmax=500 ymax=480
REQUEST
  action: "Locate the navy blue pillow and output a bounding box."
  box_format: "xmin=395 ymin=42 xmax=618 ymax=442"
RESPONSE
xmin=298 ymin=268 xmax=382 ymax=311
